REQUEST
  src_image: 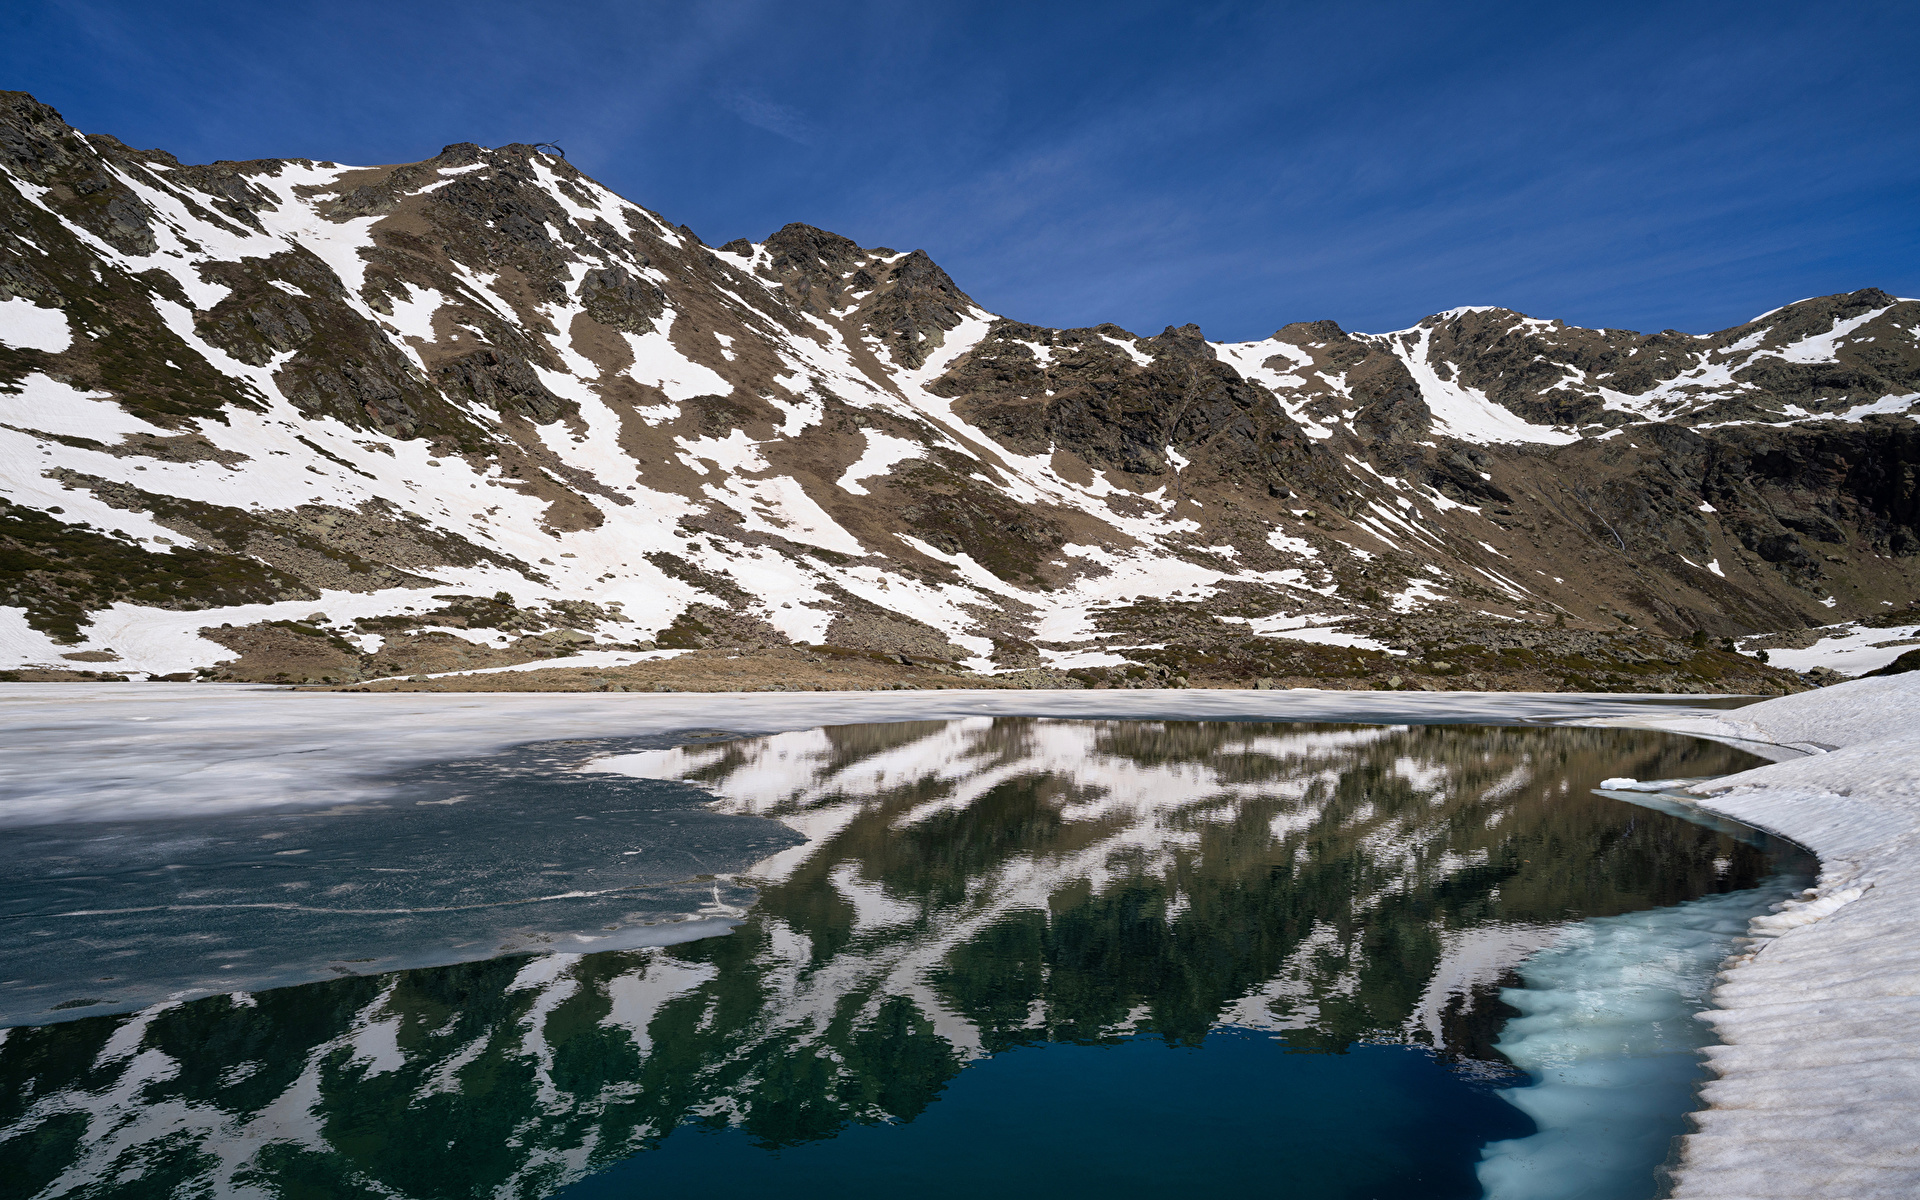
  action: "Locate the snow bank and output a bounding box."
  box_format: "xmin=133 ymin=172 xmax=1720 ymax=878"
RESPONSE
xmin=1624 ymin=676 xmax=1920 ymax=1199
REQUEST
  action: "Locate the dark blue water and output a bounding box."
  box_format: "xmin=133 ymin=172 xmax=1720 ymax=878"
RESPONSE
xmin=568 ymin=1033 xmax=1526 ymax=1200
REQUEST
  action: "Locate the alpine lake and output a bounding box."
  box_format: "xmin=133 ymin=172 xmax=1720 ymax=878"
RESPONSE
xmin=0 ymin=718 xmax=1810 ymax=1200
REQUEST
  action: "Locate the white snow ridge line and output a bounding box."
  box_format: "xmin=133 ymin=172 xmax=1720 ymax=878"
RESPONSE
xmin=1611 ymin=674 xmax=1920 ymax=1199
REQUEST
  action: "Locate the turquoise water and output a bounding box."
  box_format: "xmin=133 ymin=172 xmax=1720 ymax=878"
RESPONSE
xmin=0 ymin=720 xmax=1808 ymax=1199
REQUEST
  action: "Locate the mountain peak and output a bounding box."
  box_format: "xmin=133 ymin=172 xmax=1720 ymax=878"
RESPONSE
xmin=1273 ymin=319 xmax=1349 ymax=344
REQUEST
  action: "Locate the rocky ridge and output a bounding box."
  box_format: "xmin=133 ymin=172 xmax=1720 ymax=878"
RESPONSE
xmin=2 ymin=91 xmax=1916 ymax=691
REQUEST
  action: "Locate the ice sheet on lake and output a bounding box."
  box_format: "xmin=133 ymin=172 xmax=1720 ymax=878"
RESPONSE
xmin=0 ymin=729 xmax=802 ymax=1026
xmin=0 ymin=683 xmax=1738 ymax=826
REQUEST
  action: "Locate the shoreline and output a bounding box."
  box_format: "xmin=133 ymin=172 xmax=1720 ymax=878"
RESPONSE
xmin=1618 ymin=676 xmax=1920 ymax=1198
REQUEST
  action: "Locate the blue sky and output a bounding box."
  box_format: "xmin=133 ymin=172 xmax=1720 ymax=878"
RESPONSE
xmin=5 ymin=0 xmax=1917 ymax=340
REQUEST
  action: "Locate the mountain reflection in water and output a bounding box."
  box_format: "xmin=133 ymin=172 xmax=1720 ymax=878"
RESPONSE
xmin=0 ymin=720 xmax=1780 ymax=1200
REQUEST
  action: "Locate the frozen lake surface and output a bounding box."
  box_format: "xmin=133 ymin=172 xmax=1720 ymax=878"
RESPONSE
xmin=0 ymin=683 xmax=1766 ymax=826
xmin=0 ymin=687 xmax=1817 ymax=1200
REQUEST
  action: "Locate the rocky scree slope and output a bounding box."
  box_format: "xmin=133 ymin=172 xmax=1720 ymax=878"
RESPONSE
xmin=0 ymin=92 xmax=1914 ymax=691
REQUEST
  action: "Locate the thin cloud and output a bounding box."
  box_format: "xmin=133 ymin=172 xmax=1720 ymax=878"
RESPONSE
xmin=717 ymin=90 xmax=816 ymax=145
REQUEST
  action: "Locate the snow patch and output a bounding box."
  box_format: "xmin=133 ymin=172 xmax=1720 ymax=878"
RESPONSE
xmin=1392 ymin=326 xmax=1582 ymax=446
xmin=1743 ymin=622 xmax=1920 ymax=677
xmin=1772 ymin=305 xmax=1892 ymax=364
xmin=836 ymin=431 xmax=925 ymax=496
xmin=621 ymin=329 xmax=734 ymax=401
xmin=0 ymin=298 xmax=73 ymax=352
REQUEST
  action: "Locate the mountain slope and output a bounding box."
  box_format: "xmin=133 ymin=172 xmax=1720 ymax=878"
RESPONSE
xmin=2 ymin=92 xmax=1914 ymax=691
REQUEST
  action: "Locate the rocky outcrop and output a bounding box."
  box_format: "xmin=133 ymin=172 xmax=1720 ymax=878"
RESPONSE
xmin=938 ymin=320 xmax=1321 ymax=488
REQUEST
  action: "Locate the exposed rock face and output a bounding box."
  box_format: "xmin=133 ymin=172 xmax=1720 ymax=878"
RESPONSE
xmin=1 ymin=90 xmax=1914 ymax=689
xmin=576 ymin=263 xmax=664 ymax=334
xmin=761 ymin=222 xmax=866 ymax=316
xmin=760 ymin=222 xmax=975 ymax=367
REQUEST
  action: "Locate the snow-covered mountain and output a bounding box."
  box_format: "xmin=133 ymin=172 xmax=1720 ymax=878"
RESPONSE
xmin=2 ymin=91 xmax=1915 ymax=688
